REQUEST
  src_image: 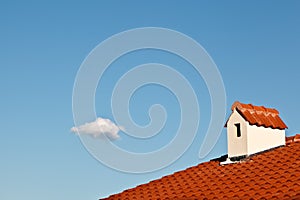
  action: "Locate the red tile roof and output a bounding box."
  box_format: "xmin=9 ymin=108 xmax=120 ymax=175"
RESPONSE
xmin=225 ymin=101 xmax=288 ymax=130
xmin=101 ymin=134 xmax=300 ymax=200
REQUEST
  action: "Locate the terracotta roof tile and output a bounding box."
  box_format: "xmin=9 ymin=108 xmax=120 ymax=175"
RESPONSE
xmin=101 ymin=134 xmax=300 ymax=199
xmin=226 ymin=101 xmax=288 ymax=129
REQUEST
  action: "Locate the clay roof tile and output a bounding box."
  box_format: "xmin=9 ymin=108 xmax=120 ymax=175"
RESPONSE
xmin=227 ymin=101 xmax=288 ymax=129
xmin=101 ymin=134 xmax=300 ymax=199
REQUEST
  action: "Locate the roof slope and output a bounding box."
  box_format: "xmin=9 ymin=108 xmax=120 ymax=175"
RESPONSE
xmin=225 ymin=101 xmax=288 ymax=130
xmin=102 ymin=134 xmax=300 ymax=200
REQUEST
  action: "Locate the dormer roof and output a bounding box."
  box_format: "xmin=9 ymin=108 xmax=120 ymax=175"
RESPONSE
xmin=225 ymin=101 xmax=288 ymax=130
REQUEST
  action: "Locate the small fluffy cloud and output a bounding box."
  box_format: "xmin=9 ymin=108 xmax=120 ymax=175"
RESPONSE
xmin=71 ymin=118 xmax=123 ymax=140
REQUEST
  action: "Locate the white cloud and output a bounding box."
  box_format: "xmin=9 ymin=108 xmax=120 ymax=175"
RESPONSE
xmin=71 ymin=118 xmax=123 ymax=140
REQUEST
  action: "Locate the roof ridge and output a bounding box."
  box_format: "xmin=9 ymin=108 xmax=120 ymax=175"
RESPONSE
xmin=286 ymin=134 xmax=300 ymax=144
xmin=232 ymin=101 xmax=280 ymax=115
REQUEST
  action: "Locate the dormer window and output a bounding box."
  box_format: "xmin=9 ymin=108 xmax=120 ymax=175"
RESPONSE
xmin=235 ymin=123 xmax=241 ymax=137
xmin=225 ymin=101 xmax=287 ymax=159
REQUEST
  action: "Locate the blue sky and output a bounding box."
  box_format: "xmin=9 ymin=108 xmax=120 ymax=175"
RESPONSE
xmin=1 ymin=1 xmax=300 ymax=199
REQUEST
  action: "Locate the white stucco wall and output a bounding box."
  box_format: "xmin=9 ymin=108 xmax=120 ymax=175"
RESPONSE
xmin=227 ymin=110 xmax=248 ymax=158
xmin=247 ymin=124 xmax=285 ymax=155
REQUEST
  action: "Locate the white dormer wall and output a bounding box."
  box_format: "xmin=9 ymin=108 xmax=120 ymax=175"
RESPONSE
xmin=247 ymin=123 xmax=285 ymax=155
xmin=227 ymin=109 xmax=248 ymax=158
xmin=227 ymin=109 xmax=286 ymax=158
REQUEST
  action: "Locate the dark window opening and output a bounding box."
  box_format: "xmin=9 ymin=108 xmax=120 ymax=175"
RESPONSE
xmin=235 ymin=123 xmax=241 ymax=137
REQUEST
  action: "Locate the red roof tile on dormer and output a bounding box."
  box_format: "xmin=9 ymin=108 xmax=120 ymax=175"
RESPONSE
xmin=225 ymin=101 xmax=288 ymax=130
xmin=101 ymin=134 xmax=300 ymax=200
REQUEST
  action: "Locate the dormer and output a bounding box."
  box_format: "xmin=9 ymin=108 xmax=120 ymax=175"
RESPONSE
xmin=225 ymin=101 xmax=288 ymax=160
